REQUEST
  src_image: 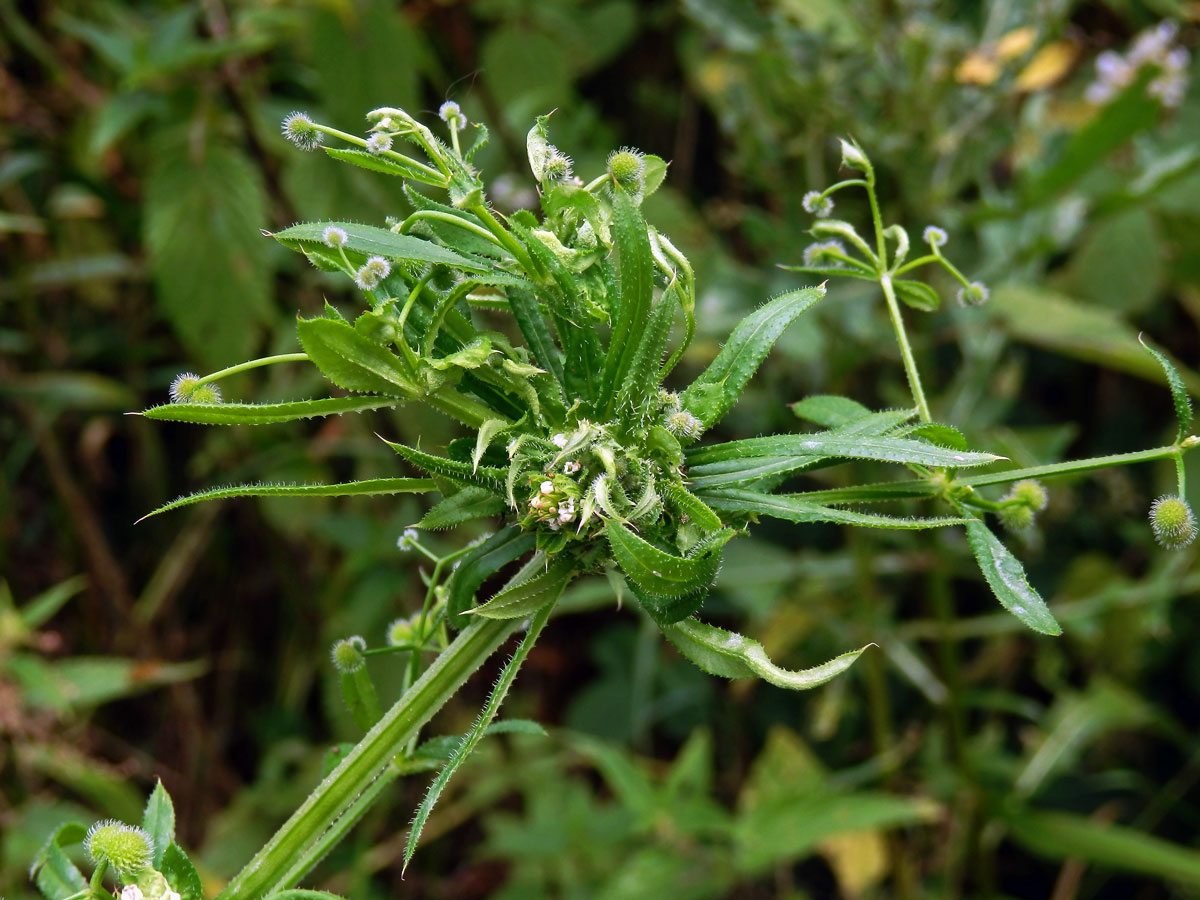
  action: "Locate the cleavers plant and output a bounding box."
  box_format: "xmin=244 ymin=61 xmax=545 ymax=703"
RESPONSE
xmin=30 ymin=104 xmax=1198 ymax=900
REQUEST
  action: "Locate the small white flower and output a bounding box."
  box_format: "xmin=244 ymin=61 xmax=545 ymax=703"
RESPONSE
xmin=366 ymin=132 xmax=393 ymax=155
xmin=397 ymin=528 xmax=419 ymax=552
xmin=540 ymin=480 xmax=554 ymax=495
xmin=551 ymin=433 xmax=568 ymax=448
xmin=120 ymin=886 xmax=145 ymax=900
xmin=922 ymin=225 xmax=948 ymax=248
xmin=547 ymin=519 xmax=561 ymax=531
xmin=439 ymin=100 xmax=466 ymax=128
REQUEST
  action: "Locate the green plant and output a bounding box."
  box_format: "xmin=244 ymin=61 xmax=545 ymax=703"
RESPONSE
xmin=27 ymin=100 xmax=1198 ymax=900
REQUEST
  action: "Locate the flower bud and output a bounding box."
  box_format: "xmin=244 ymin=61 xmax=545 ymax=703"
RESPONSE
xmin=838 ymin=138 xmax=871 ymax=173
xmin=85 ymin=820 xmax=152 ymax=882
xmin=1150 ymin=494 xmax=1196 ymax=549
xmin=998 ymin=503 xmax=1035 ymax=532
xmin=331 ymin=636 xmax=367 ymax=673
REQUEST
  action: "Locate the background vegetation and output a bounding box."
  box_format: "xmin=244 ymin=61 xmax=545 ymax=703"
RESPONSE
xmin=3 ymin=0 xmax=1200 ymax=897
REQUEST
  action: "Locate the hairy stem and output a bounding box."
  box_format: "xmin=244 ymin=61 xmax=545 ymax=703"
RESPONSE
xmin=216 ymin=618 xmax=519 ymax=900
xmin=880 ymin=272 xmax=932 ymax=422
xmin=195 ymin=353 xmax=309 ymax=387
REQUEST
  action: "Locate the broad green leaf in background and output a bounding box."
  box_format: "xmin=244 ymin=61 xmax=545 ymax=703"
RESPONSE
xmin=145 ymin=138 xmax=272 ymax=369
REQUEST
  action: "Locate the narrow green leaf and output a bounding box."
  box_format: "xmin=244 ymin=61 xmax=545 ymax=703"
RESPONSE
xmin=964 ymin=520 xmax=1061 ymax=635
xmin=616 ymin=292 xmax=675 ymax=417
xmin=764 ymin=480 xmax=940 ymax=505
xmin=30 ymin=823 xmax=87 ymax=900
xmin=324 ymin=146 xmax=423 ymax=178
xmin=140 ymin=396 xmax=397 ymax=426
xmin=473 ymin=418 xmax=511 ymax=473
xmin=403 ymin=603 xmax=553 ymax=871
xmin=680 ymin=286 xmax=825 ymax=429
xmin=142 ymin=779 xmax=176 ymax=867
xmin=687 ymin=433 xmax=1001 ymax=468
xmin=663 ymin=617 xmax=871 ymax=689
xmin=607 ymin=524 xmax=735 ymax=617
xmin=790 ymin=394 xmax=872 ymax=428
xmin=161 ymin=842 xmax=204 ymax=900
xmin=466 ymin=554 xmax=576 ymax=619
xmin=445 ymin=526 xmax=537 ymax=620
xmin=417 ymin=487 xmax=506 ymax=530
xmin=297 ymin=317 xmax=418 ymax=396
xmin=1005 ymin=809 xmax=1200 ymax=886
xmin=1139 ymin=334 xmax=1192 ymax=443
xmin=340 ymin=666 xmax=381 ymax=732
xmin=703 ymin=489 xmax=970 ymax=529
xmin=272 ymin=220 xmax=488 ymax=271
xmin=485 ymin=718 xmax=548 ymax=737
xmin=138 ymin=478 xmax=435 ymax=521
xmin=893 ymin=279 xmax=940 ymax=312
xmin=603 ymin=191 xmax=655 ymax=406
xmin=899 ymin=422 xmax=968 ymax=451
xmin=19 ymin=574 xmax=87 ymax=630
xmin=263 ymin=892 xmax=347 ymax=900
xmin=508 ymin=286 xmax=565 ymax=388
xmin=384 ymin=441 xmax=507 ymax=491
xmin=662 ymin=483 xmax=724 ymax=532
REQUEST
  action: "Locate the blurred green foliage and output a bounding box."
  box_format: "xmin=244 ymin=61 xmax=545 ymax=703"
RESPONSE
xmin=3 ymin=0 xmax=1200 ymax=897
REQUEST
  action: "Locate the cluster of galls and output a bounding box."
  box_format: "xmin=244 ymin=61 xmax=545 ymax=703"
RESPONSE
xmin=997 ymin=479 xmax=1049 ymax=532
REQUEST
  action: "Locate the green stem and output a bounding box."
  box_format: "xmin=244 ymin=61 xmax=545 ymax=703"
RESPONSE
xmin=195 ymin=354 xmax=309 ymax=387
xmin=959 ymin=444 xmax=1185 ymax=488
xmin=314 ymin=124 xmax=445 ymax=182
xmin=216 ymin=617 xmax=519 ymax=900
xmin=1175 ymin=453 xmax=1187 ymax=497
xmin=396 ymin=210 xmax=505 ymax=249
xmin=468 ymin=204 xmax=541 ymax=278
xmin=427 ymin=388 xmax=502 ymax=430
xmin=880 ymin=272 xmax=932 ymax=422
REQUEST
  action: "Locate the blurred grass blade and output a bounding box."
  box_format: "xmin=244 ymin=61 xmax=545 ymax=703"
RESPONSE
xmin=138 ymin=478 xmax=435 ymax=521
xmin=1005 ymin=809 xmax=1200 ymax=886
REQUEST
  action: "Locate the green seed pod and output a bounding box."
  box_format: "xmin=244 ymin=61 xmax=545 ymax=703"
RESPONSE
xmin=607 ymin=147 xmax=645 ymax=195
xmin=1008 ymin=479 xmax=1048 ymax=511
xmin=331 ymin=636 xmax=367 ymax=673
xmin=85 ymin=820 xmax=153 ymax=882
xmin=1150 ymin=494 xmax=1196 ymax=549
xmin=998 ymin=503 xmax=1034 ymax=532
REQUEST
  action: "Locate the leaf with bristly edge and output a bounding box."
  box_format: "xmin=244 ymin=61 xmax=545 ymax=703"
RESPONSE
xmin=965 ymin=519 xmax=1061 ymax=635
xmin=272 ymin=220 xmax=488 ymax=271
xmin=445 ymin=526 xmax=538 ymax=621
xmin=137 ymin=477 xmax=436 ymax=521
xmin=417 ymin=487 xmax=506 ymax=530
xmin=663 ymin=617 xmax=873 ymax=690
xmin=607 ymin=524 xmax=737 ymax=624
xmin=403 ymin=603 xmax=553 ymax=872
xmin=297 ymin=317 xmax=418 ymax=396
xmin=465 ymin=554 xmax=576 ymax=619
xmin=1139 ymin=334 xmax=1193 ymax=443
xmin=140 ymin=396 xmax=396 ymax=425
xmin=701 ymin=488 xmax=971 ymax=529
xmin=142 ymin=779 xmax=175 ymax=867
xmin=680 ymin=286 xmax=826 ymax=430
xmin=383 ymin=440 xmax=508 ymax=492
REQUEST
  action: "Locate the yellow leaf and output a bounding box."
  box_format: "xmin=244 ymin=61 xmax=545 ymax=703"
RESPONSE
xmin=996 ymin=26 xmax=1037 ymax=62
xmin=1015 ymin=41 xmax=1078 ymax=91
xmin=820 ymin=829 xmax=889 ymax=898
xmin=956 ymin=51 xmax=1000 ymax=85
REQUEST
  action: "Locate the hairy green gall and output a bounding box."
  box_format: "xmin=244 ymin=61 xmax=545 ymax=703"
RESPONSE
xmin=1150 ymin=494 xmax=1196 ymax=549
xmin=85 ymin=820 xmax=152 ymax=882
